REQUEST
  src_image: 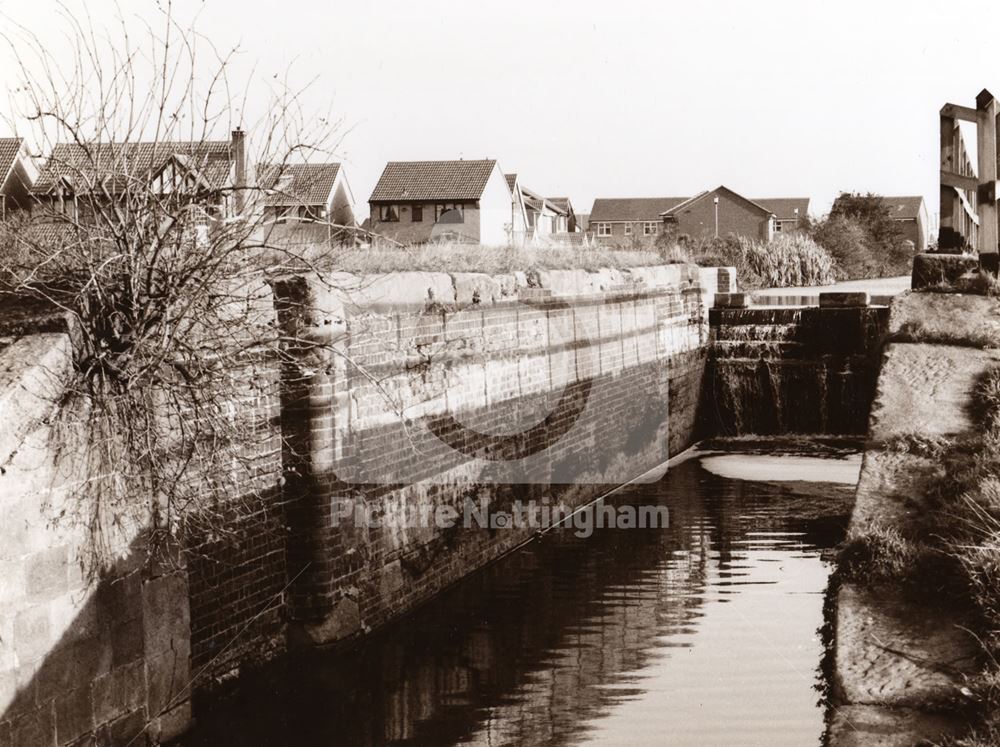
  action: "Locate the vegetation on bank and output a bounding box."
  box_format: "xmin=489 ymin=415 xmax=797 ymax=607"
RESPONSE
xmin=838 ymin=366 xmax=1000 ymax=745
xmin=681 ymin=232 xmax=836 ymax=289
xmin=808 ymin=193 xmax=915 ymax=280
xmin=265 ymin=242 xmax=671 ymax=275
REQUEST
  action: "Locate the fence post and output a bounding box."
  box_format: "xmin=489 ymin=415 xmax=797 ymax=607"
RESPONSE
xmin=940 ymin=112 xmax=959 ymax=249
xmin=976 ymin=89 xmax=999 ymax=266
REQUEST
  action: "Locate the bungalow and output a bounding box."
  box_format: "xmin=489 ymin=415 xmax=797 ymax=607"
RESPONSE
xmin=31 ymin=130 xmax=251 ymax=220
xmin=756 ymin=198 xmax=810 ymax=235
xmin=590 ymin=189 xmax=811 ymax=244
xmin=662 ymin=186 xmax=786 ymax=242
xmin=589 ymin=197 xmax=689 ymax=242
xmin=259 ymin=162 xmax=356 ymax=226
xmin=883 ymin=195 xmax=929 ymax=252
xmin=0 ymin=137 xmax=36 ymax=219
xmin=369 ymin=159 xmax=513 ymax=245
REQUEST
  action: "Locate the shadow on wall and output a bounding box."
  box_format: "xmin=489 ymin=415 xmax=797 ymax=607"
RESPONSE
xmin=0 ymin=536 xmax=191 ymax=747
xmin=0 ymin=485 xmax=290 ymax=747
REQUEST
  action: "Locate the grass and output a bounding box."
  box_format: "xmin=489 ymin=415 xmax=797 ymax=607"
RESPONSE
xmin=891 ymin=320 xmax=1000 ymax=350
xmin=261 ymin=233 xmax=834 ymax=290
xmin=262 ymin=242 xmax=674 ymax=276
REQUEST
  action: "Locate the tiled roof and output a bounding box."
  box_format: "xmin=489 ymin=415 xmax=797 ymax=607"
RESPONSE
xmin=590 ymin=197 xmax=689 ymax=223
xmin=547 ymin=197 xmax=573 ymax=216
xmin=505 ymin=173 xmax=518 ymax=192
xmin=661 ymin=187 xmax=775 ymax=218
xmin=370 ymin=160 xmax=497 ymax=202
xmin=259 ymin=163 xmax=342 ymax=207
xmin=0 ymin=138 xmax=23 ymax=184
xmin=883 ymin=196 xmax=925 ymax=220
xmin=755 ymin=198 xmax=810 ymax=221
xmin=33 ymin=140 xmax=234 ymax=194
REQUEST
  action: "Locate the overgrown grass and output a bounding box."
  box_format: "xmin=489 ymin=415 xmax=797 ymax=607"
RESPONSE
xmin=263 ymin=242 xmax=672 ymax=276
xmin=261 ymin=233 xmax=835 ymax=290
xmin=685 ymin=233 xmax=837 ymax=289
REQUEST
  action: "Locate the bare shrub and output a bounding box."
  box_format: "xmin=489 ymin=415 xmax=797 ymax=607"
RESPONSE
xmin=0 ymin=6 xmax=341 ymax=572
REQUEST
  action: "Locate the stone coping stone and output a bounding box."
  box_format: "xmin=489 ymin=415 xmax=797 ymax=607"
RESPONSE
xmin=911 ymin=253 xmax=980 ymax=291
xmin=867 ymin=342 xmax=1000 ymax=441
xmin=888 ymin=291 xmax=1000 ymax=347
xmin=713 ymin=292 xmax=751 ymax=309
xmin=833 ymin=584 xmax=978 ymax=710
xmin=820 ymin=292 xmax=870 ymax=308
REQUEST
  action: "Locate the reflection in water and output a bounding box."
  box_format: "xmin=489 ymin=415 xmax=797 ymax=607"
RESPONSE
xmin=187 ymin=453 xmax=856 ymax=747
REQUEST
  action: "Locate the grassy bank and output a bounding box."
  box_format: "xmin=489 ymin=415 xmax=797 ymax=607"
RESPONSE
xmin=263 ymin=233 xmax=836 ymax=289
xmin=262 ymin=242 xmax=675 ymax=275
xmin=838 ymin=365 xmax=1000 ymax=745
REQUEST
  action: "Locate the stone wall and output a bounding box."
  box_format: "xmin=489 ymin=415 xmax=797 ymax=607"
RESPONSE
xmin=0 ymin=283 xmax=286 ymax=745
xmin=0 ymin=332 xmax=192 ymax=745
xmin=273 ymin=265 xmax=729 ymax=645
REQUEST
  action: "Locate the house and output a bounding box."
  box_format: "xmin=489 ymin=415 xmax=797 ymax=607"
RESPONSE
xmin=505 ymin=174 xmax=576 ymax=242
xmin=258 ymin=162 xmax=356 ymax=226
xmin=661 ymin=186 xmax=792 ymax=242
xmin=547 ymin=197 xmax=578 ymax=232
xmin=506 ymin=173 xmax=530 ymax=243
xmin=589 ymin=197 xmax=688 ymax=242
xmin=31 ymin=130 xmax=251 ymax=221
xmin=0 ymin=137 xmax=36 ymax=219
xmin=756 ymin=198 xmax=810 ymax=235
xmin=368 ymin=159 xmax=513 ymax=245
xmin=883 ymin=195 xmax=930 ymax=252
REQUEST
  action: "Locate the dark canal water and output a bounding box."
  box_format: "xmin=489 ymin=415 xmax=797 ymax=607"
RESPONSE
xmin=186 ymin=450 xmax=859 ymax=746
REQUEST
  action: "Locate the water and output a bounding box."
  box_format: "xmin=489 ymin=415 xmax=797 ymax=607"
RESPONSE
xmin=187 ymin=451 xmax=859 ymax=746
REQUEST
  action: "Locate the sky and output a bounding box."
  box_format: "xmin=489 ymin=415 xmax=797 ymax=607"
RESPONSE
xmin=2 ymin=0 xmax=1000 ymax=222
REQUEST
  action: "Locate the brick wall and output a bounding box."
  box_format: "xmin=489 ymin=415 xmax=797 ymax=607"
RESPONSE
xmin=274 ymin=265 xmax=727 ymax=645
xmin=0 ymin=264 xmax=731 ymax=744
xmin=672 ymin=191 xmax=770 ymax=242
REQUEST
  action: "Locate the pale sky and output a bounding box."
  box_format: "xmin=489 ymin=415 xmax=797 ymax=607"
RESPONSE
xmin=2 ymin=0 xmax=1000 ymax=222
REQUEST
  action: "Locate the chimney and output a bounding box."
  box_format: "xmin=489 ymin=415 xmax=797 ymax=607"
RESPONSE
xmin=231 ymin=129 xmax=246 ymax=214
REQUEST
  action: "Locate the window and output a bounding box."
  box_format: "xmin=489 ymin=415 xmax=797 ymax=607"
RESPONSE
xmin=624 ymin=223 xmax=633 ymax=236
xmin=412 ymin=204 xmax=423 ymax=222
xmin=435 ymin=202 xmax=464 ymax=221
xmin=379 ymin=204 xmax=399 ymax=222
xmin=774 ymin=219 xmax=783 ymax=232
xmin=596 ymin=223 xmax=612 ymax=237
xmin=643 ymin=222 xmax=658 ymax=236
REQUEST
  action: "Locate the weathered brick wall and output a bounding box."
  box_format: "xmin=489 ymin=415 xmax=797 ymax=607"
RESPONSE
xmin=184 ymin=358 xmax=286 ymax=686
xmin=274 ymin=265 xmax=728 ymax=645
xmin=0 ymin=264 xmax=730 ymax=744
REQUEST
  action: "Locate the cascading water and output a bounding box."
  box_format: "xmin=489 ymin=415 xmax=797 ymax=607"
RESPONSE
xmin=705 ymin=306 xmax=889 ymax=437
